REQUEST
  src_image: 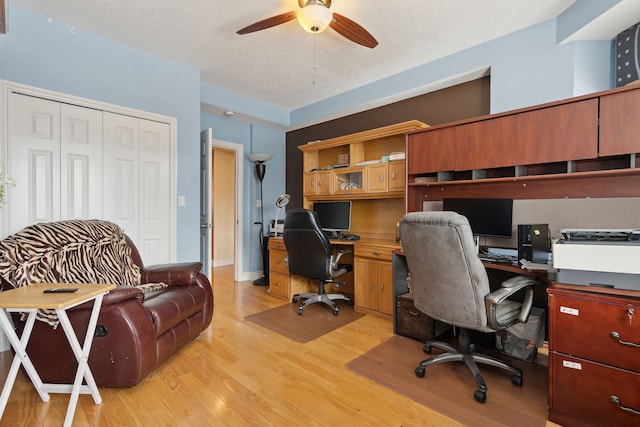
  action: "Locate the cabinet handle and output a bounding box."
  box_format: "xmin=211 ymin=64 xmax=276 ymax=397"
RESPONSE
xmin=610 ymin=395 xmax=640 ymax=416
xmin=408 ymin=310 xmax=420 ymax=320
xmin=379 ymin=174 xmax=384 ymax=181
xmin=369 ymin=283 xmax=374 ymax=289
xmin=373 ymin=251 xmax=380 ymax=255
xmin=391 ymin=172 xmax=396 ymax=180
xmin=380 ymin=284 xmax=384 ymax=291
xmin=610 ymin=331 xmax=640 ymax=348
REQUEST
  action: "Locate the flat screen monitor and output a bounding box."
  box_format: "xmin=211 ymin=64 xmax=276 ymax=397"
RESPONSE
xmin=312 ymin=201 xmax=352 ymax=233
xmin=442 ymin=198 xmax=513 ymax=238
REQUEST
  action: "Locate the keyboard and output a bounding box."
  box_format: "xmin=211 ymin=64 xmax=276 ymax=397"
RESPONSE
xmin=478 ymin=253 xmax=518 ymax=265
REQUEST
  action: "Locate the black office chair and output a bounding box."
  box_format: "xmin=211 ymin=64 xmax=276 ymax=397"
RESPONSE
xmin=283 ymin=209 xmax=353 ymax=315
xmin=399 ymin=211 xmax=538 ymax=403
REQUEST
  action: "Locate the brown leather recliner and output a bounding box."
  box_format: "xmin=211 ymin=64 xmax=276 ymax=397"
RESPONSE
xmin=2 ymin=227 xmax=213 ymax=387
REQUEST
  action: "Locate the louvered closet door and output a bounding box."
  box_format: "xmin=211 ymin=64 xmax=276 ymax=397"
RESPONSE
xmin=8 ymin=93 xmax=61 ymax=232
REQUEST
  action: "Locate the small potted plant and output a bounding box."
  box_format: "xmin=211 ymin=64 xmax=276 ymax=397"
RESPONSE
xmin=0 ymin=163 xmax=15 ymax=207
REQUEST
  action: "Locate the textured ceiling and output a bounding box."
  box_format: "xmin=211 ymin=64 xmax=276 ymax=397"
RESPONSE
xmin=12 ymin=0 xmax=583 ymax=111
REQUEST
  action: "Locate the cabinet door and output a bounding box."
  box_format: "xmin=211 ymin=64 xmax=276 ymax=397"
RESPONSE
xmin=269 ymin=271 xmax=289 ymax=299
xmin=455 ymin=116 xmax=517 ymax=170
xmin=303 ymin=171 xmax=317 ymax=195
xmin=407 ymin=127 xmax=455 ymax=174
xmin=515 ymin=99 xmax=598 ymax=164
xmin=599 ymin=88 xmax=640 ymax=156
xmin=367 ymin=164 xmax=388 ymax=193
xmin=315 ymin=170 xmax=333 ymax=195
xmin=354 ymin=258 xmax=378 ymax=311
xmin=378 ymin=261 xmax=394 ymax=315
xmin=388 ymin=162 xmax=405 ymax=192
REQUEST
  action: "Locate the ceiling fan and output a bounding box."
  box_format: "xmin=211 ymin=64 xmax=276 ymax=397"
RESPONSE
xmin=237 ymin=0 xmax=378 ymax=49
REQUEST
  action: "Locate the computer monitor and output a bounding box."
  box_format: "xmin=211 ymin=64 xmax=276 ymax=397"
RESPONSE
xmin=442 ymin=198 xmax=513 ymax=238
xmin=312 ymin=201 xmax=352 ymax=235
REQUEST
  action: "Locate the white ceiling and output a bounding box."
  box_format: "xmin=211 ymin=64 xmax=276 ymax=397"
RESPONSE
xmin=11 ymin=0 xmax=604 ymax=112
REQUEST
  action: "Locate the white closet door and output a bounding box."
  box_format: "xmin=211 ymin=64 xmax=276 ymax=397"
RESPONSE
xmin=7 ymin=93 xmax=61 ymax=232
xmin=139 ymin=120 xmax=171 ymax=265
xmin=60 ymin=104 xmax=103 ymax=220
xmin=102 ymin=112 xmax=140 ymax=246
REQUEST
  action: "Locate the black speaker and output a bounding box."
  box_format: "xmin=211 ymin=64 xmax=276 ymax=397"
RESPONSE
xmin=518 ymin=224 xmax=550 ymax=264
xmin=616 ymin=22 xmax=640 ymax=87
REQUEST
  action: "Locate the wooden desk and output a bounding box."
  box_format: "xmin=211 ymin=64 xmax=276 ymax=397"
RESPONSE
xmin=0 ymin=283 xmax=116 ymax=427
xmin=268 ymin=237 xmax=402 ymax=319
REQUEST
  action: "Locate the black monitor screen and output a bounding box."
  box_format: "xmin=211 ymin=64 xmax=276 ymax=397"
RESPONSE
xmin=442 ymin=198 xmax=513 ymax=238
xmin=312 ymin=201 xmax=352 ymax=233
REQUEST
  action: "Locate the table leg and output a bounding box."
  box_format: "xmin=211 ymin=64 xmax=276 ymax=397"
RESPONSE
xmin=0 ymin=309 xmax=50 ymax=419
xmin=55 ymin=294 xmax=104 ymax=427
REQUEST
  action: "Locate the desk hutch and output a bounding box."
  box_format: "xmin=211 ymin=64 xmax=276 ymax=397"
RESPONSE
xmin=269 ymin=120 xmax=428 ymax=319
xmin=406 ymin=83 xmax=640 ymax=427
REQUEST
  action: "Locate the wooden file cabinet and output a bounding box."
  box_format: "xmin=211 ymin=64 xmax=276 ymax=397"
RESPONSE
xmin=268 ymin=238 xmax=313 ymax=300
xmin=548 ymin=287 xmax=640 ymax=427
xmin=354 ymin=243 xmax=396 ymax=318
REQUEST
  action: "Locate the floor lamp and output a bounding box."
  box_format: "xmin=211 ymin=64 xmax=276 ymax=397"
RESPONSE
xmin=248 ymin=153 xmax=273 ymax=286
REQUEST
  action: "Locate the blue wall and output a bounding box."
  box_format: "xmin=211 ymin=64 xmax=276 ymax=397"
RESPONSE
xmin=1 ymin=4 xmax=624 ymax=278
xmin=0 ymin=6 xmax=202 ymax=263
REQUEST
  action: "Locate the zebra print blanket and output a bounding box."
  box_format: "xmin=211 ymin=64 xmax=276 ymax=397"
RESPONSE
xmin=0 ymin=219 xmax=141 ymax=327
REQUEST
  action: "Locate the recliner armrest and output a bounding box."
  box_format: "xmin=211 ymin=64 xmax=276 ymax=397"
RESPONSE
xmin=485 ymin=275 xmax=537 ymax=329
xmin=141 ymin=262 xmax=203 ymax=286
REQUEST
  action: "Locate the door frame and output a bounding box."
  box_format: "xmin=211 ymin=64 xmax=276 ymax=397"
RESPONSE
xmin=202 ymin=129 xmax=243 ymax=282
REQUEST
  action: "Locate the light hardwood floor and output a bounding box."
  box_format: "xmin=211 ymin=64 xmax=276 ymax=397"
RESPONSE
xmin=0 ymin=266 xmax=556 ymax=426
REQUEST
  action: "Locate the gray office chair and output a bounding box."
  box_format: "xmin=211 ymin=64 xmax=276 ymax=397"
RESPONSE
xmin=399 ymin=211 xmax=537 ymax=403
xmin=283 ymin=209 xmax=352 ymax=315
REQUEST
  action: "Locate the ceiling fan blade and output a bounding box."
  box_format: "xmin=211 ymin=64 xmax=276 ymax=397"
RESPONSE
xmin=0 ymin=0 xmax=7 ymax=35
xmin=237 ymin=11 xmax=297 ymax=35
xmin=330 ymin=13 xmax=378 ymax=48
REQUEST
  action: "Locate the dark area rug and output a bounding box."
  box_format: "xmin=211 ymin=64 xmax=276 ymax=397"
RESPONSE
xmin=345 ymin=335 xmax=548 ymax=427
xmin=245 ymin=302 xmax=364 ymax=343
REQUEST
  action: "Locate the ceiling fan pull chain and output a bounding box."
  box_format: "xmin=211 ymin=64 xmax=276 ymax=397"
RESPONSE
xmin=312 ymin=32 xmax=317 ymax=85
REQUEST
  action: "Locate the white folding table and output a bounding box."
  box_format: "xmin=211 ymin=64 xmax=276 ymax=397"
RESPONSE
xmin=0 ymin=283 xmax=116 ymax=427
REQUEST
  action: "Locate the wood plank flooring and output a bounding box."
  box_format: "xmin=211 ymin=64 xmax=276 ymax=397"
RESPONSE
xmin=0 ymin=266 xmax=558 ymax=426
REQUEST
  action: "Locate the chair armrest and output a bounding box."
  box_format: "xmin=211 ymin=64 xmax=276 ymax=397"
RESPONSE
xmin=485 ymin=275 xmax=537 ymax=329
xmin=141 ymin=262 xmax=203 ymax=286
xmin=66 ymin=286 xmax=144 ymax=312
xmin=331 ymin=249 xmax=352 ymax=271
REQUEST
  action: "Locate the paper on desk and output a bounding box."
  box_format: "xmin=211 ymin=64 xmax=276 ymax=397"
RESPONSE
xmin=519 ymin=258 xmax=553 ymax=271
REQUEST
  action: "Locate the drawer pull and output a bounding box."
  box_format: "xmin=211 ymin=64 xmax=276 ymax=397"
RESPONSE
xmin=408 ymin=310 xmax=420 ymax=320
xmin=610 ymin=331 xmax=640 ymax=348
xmin=373 ymin=251 xmax=380 ymax=255
xmin=610 ymin=395 xmax=640 ymax=416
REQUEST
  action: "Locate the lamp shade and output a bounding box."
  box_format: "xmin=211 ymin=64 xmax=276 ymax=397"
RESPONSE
xmin=297 ymin=4 xmax=333 ymax=33
xmin=247 ymin=153 xmax=273 ymax=163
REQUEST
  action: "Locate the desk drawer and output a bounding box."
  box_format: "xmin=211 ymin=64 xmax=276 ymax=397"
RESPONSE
xmin=355 ymin=244 xmax=393 ymax=261
xmin=549 ymin=352 xmax=640 ymax=427
xmin=270 ymin=238 xmax=286 ymax=251
xmin=269 ymin=248 xmax=289 ymax=275
xmin=269 ymin=271 xmax=289 ymax=299
xmin=549 ymin=291 xmax=640 ymax=372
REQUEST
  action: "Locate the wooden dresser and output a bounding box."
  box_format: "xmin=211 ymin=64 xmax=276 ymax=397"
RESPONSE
xmin=548 ymin=286 xmax=640 ymax=427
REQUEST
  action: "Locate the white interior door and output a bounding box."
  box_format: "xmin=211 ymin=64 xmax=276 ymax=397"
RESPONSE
xmin=7 ymin=92 xmax=61 ymax=231
xmin=200 ymin=129 xmax=212 ymax=282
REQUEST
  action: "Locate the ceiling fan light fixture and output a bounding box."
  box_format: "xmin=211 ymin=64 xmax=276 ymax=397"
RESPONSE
xmin=297 ymin=4 xmax=333 ymax=33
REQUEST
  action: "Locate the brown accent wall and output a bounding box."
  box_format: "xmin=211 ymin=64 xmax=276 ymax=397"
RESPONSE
xmin=285 ymin=77 xmax=491 ymax=209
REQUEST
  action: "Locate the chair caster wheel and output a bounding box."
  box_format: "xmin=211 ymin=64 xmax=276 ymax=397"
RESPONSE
xmin=292 ymin=297 xmax=299 ymax=303
xmin=415 ymin=366 xmax=426 ymax=378
xmin=511 ymin=374 xmax=523 ymax=386
xmin=474 ymin=389 xmax=486 ymax=403
xmin=333 ymin=309 xmax=339 ymax=316
xmin=297 ymin=307 xmax=303 ymax=315
xmin=423 ymin=344 xmax=432 ymax=354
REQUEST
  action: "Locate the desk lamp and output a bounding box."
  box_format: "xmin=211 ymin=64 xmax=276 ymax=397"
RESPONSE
xmin=273 ymin=194 xmax=290 ymax=238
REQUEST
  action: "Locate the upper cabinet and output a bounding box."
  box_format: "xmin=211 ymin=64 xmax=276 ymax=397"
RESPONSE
xmin=299 ymin=121 xmax=428 ymax=206
xmin=515 ymin=99 xmax=598 ymax=164
xmin=405 ymin=84 xmax=640 ymax=211
xmin=599 ymin=88 xmax=640 ymax=156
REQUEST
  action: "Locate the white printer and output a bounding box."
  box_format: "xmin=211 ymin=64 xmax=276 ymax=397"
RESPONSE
xmin=552 ymin=229 xmax=640 ymax=291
